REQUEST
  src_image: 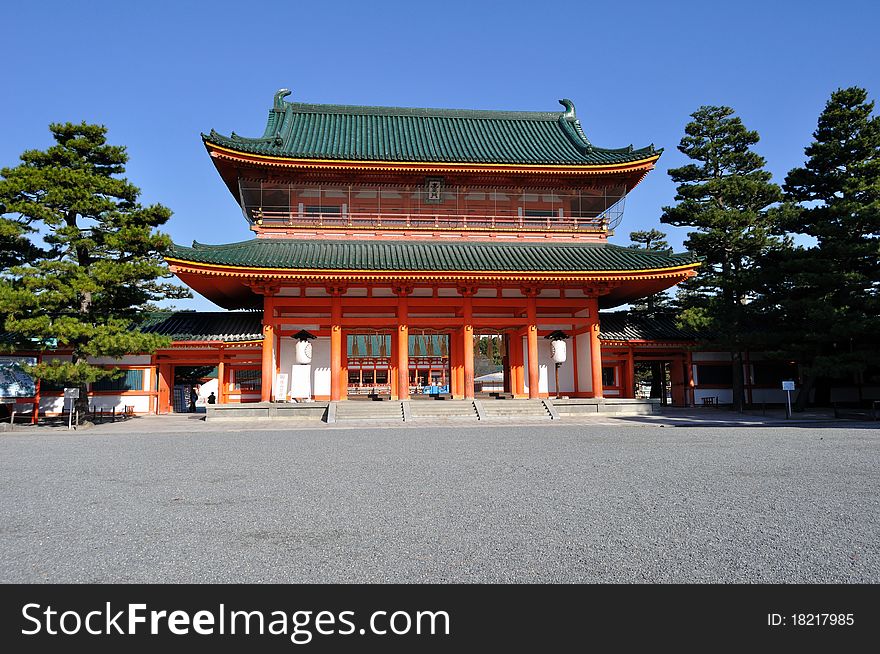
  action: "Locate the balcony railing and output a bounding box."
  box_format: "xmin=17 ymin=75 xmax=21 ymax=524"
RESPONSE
xmin=253 ymin=211 xmax=609 ymax=232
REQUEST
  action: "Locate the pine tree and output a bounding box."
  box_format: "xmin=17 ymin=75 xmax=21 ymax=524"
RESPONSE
xmin=760 ymin=87 xmax=880 ymax=409
xmin=661 ymin=106 xmax=782 ymax=411
xmin=628 ymin=229 xmax=672 ymax=314
xmin=0 ymin=122 xmax=190 ymax=419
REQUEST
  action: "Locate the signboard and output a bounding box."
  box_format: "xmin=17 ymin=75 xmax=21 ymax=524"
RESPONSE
xmin=273 ymin=373 xmax=289 ymax=402
xmin=63 ymin=387 xmax=80 ymax=399
xmin=781 ymin=381 xmax=795 ymax=391
xmin=0 ymin=357 xmax=37 ymax=398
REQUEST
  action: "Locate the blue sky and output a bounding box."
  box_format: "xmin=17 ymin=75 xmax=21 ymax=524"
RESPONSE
xmin=3 ymin=0 xmax=878 ymax=310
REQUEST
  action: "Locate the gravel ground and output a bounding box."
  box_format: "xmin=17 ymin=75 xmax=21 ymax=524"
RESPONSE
xmin=1 ymin=419 xmax=878 ymax=583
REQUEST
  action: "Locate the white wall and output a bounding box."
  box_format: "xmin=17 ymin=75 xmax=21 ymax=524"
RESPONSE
xmin=574 ymin=334 xmax=593 ymax=394
xmin=312 ymin=337 xmax=331 ymax=398
xmin=41 ymin=394 xmax=152 ymax=414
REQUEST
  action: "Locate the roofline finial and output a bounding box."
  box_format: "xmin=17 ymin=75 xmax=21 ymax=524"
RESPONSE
xmin=559 ymin=98 xmax=576 ymax=120
xmin=274 ymin=88 xmax=292 ymax=111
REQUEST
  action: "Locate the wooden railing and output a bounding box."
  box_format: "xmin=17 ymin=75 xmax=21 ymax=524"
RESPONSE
xmin=253 ymin=211 xmax=608 ymax=232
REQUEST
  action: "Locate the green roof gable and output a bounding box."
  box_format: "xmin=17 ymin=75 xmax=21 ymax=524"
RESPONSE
xmin=203 ymin=89 xmax=660 ymax=167
xmin=169 ymin=239 xmax=699 ymax=273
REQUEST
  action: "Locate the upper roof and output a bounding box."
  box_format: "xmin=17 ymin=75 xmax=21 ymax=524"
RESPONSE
xmin=168 ymin=239 xmax=700 ymax=273
xmin=203 ymin=89 xmax=660 ymax=167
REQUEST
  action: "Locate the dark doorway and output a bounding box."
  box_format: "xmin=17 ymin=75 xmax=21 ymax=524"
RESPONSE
xmin=173 ymin=365 xmax=217 ymax=413
xmin=634 ymin=361 xmax=671 ymax=405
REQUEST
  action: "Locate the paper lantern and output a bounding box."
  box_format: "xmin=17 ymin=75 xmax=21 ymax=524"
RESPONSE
xmin=550 ymin=340 xmax=567 ymax=364
xmin=295 ymin=339 xmax=313 ymax=364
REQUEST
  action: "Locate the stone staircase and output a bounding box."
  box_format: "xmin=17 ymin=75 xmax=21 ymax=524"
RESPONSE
xmin=408 ymin=400 xmax=478 ymax=421
xmin=480 ymin=399 xmax=552 ymax=420
xmin=334 ymin=400 xmax=404 ymax=423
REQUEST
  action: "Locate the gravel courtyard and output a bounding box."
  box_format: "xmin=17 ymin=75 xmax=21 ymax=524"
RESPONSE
xmin=1 ymin=418 xmax=877 ymax=583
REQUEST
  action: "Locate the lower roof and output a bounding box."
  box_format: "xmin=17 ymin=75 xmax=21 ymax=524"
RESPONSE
xmin=139 ymin=312 xmax=262 ymax=343
xmin=597 ymin=311 xmax=698 ymax=342
xmin=169 ymin=238 xmax=699 ymax=273
xmin=167 ymin=239 xmax=700 ymax=309
xmin=138 ymin=310 xmax=697 ymax=344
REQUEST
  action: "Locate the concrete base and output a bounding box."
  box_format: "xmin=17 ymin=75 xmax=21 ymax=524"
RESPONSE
xmin=206 ymin=402 xmax=329 ymax=422
xmin=552 ymin=398 xmax=660 ymax=416
xmin=205 ymin=398 xmax=658 ymax=423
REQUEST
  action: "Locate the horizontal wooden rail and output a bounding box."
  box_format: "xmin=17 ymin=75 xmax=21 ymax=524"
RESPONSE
xmin=253 ymin=211 xmax=608 ymax=232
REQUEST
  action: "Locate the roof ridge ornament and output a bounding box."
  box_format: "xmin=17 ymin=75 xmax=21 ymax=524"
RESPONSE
xmin=274 ymin=88 xmax=292 ymax=111
xmin=557 ymin=99 xmax=593 ymax=152
xmin=558 ymin=98 xmax=577 ymax=120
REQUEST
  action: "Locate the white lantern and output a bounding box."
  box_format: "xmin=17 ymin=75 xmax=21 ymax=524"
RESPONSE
xmin=550 ymin=339 xmax=567 ymax=363
xmin=295 ymin=339 xmax=313 ymax=364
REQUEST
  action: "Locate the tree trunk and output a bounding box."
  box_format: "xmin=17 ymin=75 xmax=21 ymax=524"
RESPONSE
xmin=649 ymin=362 xmax=664 ymax=400
xmin=731 ymin=351 xmax=745 ymax=413
xmin=794 ymin=372 xmax=814 ymax=412
xmin=71 ymin=351 xmax=89 ymax=424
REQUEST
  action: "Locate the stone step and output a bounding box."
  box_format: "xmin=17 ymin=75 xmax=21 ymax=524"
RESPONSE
xmin=409 ymin=401 xmax=477 ymax=420
xmin=481 ymin=401 xmax=550 ymax=419
xmin=335 ymin=401 xmax=404 ymax=421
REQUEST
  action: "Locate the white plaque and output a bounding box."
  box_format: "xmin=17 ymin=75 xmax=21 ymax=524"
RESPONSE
xmin=274 ymin=373 xmax=289 ymax=401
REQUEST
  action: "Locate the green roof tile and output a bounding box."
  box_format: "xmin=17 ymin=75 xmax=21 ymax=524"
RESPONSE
xmin=138 ymin=311 xmax=262 ymax=342
xmin=203 ymin=90 xmax=660 ymax=166
xmin=168 ymin=239 xmax=700 ymax=273
xmin=598 ymin=311 xmax=699 ymax=342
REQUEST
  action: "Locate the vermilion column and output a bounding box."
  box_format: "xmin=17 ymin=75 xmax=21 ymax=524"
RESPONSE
xmin=396 ymin=289 xmax=410 ymax=400
xmin=462 ymin=291 xmax=475 ymax=399
xmin=330 ymin=290 xmax=343 ymax=401
xmin=217 ymin=357 xmax=226 ymax=405
xmin=588 ymin=297 xmax=603 ymax=399
xmin=157 ymin=363 xmax=172 ymax=414
xmin=626 ymin=345 xmax=635 ymax=399
xmin=686 ymin=350 xmax=695 ymax=407
xmin=261 ymin=295 xmax=275 ymax=402
xmin=390 ymin=329 xmax=399 ymax=400
xmin=526 ymin=291 xmax=539 ymax=399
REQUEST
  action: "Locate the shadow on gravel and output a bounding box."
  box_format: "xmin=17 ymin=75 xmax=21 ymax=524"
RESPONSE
xmin=614 ymin=415 xmax=880 ymax=429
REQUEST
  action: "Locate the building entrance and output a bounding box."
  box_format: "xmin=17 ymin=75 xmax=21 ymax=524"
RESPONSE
xmin=346 ymin=332 xmax=451 ymax=397
xmin=172 ymin=365 xmax=218 ymax=412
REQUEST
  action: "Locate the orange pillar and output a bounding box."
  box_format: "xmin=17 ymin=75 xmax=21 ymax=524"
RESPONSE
xmin=526 ymin=292 xmax=539 ymax=399
xmin=157 ymin=362 xmax=172 ymax=413
xmin=512 ymin=330 xmax=525 ymax=397
xmin=686 ymin=350 xmax=695 ymax=407
xmin=451 ymin=328 xmax=464 ymax=398
xmin=588 ymin=297 xmax=603 ymax=399
xmin=502 ymin=334 xmax=512 ymax=394
xmin=390 ymin=329 xmax=399 ymax=400
xmin=217 ymin=357 xmax=226 ymax=405
xmin=462 ymin=292 xmax=475 ymax=399
xmin=261 ymin=325 xmax=274 ymax=402
xmin=626 ymin=345 xmax=635 ymax=399
xmin=397 ymin=291 xmax=410 ymax=400
xmin=330 ymin=290 xmax=343 ymax=401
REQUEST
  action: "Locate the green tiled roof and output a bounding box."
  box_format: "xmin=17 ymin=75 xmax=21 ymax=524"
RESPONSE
xmin=598 ymin=311 xmax=699 ymax=342
xmin=138 ymin=311 xmax=262 ymax=342
xmin=168 ymin=239 xmax=700 ymax=273
xmin=203 ymin=89 xmax=659 ymax=166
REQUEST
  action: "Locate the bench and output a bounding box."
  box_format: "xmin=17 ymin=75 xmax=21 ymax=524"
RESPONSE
xmin=701 ymin=396 xmax=719 ymax=407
